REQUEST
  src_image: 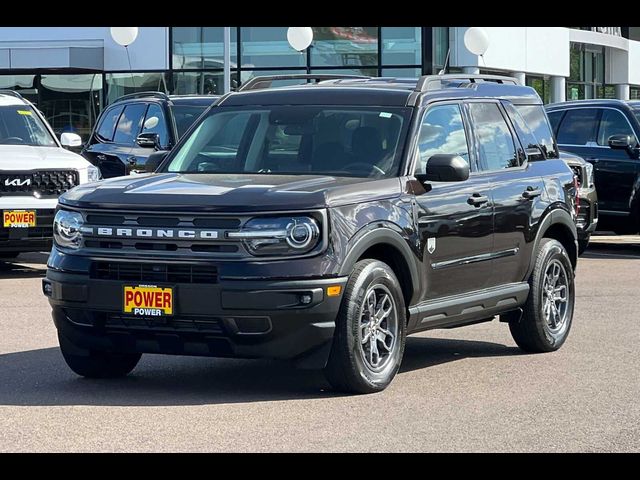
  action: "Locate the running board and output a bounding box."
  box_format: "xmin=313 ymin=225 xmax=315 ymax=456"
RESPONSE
xmin=407 ymin=283 xmax=530 ymax=333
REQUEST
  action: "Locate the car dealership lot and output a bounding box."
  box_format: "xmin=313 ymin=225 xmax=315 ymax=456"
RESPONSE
xmin=1 ymin=239 xmax=639 ymax=452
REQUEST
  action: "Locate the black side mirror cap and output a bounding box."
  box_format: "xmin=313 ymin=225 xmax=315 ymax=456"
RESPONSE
xmin=136 ymin=132 xmax=161 ymax=149
xmin=417 ymin=154 xmax=470 ymax=183
xmin=608 ymin=134 xmax=635 ymax=150
xmin=145 ymin=150 xmax=169 ymax=173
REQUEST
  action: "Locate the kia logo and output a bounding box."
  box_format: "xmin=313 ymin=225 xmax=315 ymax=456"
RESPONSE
xmin=4 ymin=178 xmax=31 ymax=187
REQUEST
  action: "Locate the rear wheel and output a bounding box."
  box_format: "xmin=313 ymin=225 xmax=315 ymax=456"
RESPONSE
xmin=59 ymin=333 xmax=141 ymax=378
xmin=324 ymin=259 xmax=406 ymax=394
xmin=509 ymin=238 xmax=575 ymax=352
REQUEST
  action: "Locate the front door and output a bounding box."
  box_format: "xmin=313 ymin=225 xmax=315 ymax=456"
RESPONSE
xmin=412 ymin=102 xmax=494 ymax=302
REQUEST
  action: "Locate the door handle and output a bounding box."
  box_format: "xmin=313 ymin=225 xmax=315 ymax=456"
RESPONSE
xmin=467 ymin=193 xmax=489 ymax=206
xmin=522 ymin=186 xmax=542 ymax=199
xmin=127 ymin=156 xmax=137 ymax=165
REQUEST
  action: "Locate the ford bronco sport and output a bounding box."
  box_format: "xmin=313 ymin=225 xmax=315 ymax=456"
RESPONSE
xmin=43 ymin=74 xmax=578 ymax=394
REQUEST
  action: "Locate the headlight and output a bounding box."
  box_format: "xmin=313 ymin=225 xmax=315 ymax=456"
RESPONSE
xmin=87 ymin=165 xmax=101 ymax=183
xmin=584 ymin=162 xmax=594 ymax=189
xmin=228 ymin=216 xmax=321 ymax=256
xmin=53 ymin=210 xmax=84 ymax=249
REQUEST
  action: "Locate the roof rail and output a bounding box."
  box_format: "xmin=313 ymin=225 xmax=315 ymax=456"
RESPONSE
xmin=112 ymin=91 xmax=170 ymax=103
xmin=238 ymin=74 xmax=370 ymax=92
xmin=415 ymin=74 xmax=520 ymax=93
xmin=0 ymin=90 xmax=25 ymax=101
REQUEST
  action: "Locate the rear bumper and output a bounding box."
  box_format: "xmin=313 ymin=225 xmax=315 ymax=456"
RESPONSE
xmin=44 ymin=268 xmax=347 ymax=369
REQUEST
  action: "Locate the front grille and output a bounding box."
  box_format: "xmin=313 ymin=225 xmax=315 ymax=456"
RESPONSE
xmin=569 ymin=165 xmax=583 ymax=188
xmin=0 ymin=170 xmax=79 ymax=197
xmin=91 ymin=261 xmax=218 ymax=284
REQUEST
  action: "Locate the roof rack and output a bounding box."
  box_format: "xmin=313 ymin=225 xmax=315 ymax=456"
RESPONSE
xmin=0 ymin=90 xmax=25 ymax=100
xmin=414 ymin=74 xmax=520 ymax=93
xmin=238 ymin=74 xmax=370 ymax=92
xmin=112 ymin=91 xmax=170 ymax=103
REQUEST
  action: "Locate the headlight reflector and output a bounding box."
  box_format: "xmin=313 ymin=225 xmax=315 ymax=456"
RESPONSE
xmin=53 ymin=210 xmax=84 ymax=249
xmin=229 ymin=216 xmax=320 ymax=256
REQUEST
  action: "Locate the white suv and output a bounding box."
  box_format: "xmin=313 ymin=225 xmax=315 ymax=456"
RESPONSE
xmin=0 ymin=90 xmax=100 ymax=259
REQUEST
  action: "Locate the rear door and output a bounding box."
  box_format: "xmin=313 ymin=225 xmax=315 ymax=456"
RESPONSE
xmin=412 ymin=101 xmax=494 ymax=300
xmin=466 ymin=100 xmax=546 ymax=287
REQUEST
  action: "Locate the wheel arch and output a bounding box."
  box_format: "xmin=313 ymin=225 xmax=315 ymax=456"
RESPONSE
xmin=529 ymin=208 xmax=578 ymax=277
xmin=339 ymin=226 xmax=421 ymax=310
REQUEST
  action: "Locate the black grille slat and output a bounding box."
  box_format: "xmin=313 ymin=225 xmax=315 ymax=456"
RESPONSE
xmin=91 ymin=261 xmax=218 ymax=284
xmin=0 ymin=170 xmax=79 ymax=196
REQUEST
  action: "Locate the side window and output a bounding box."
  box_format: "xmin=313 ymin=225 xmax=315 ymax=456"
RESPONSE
xmin=96 ymin=105 xmax=124 ymax=141
xmin=546 ymin=110 xmax=564 ymax=137
xmin=468 ymin=103 xmax=519 ymax=170
xmin=597 ymin=109 xmax=637 ymax=146
xmin=141 ymin=104 xmax=169 ymax=148
xmin=113 ymin=103 xmax=147 ymax=145
xmin=556 ymin=108 xmax=599 ymax=145
xmin=514 ymin=105 xmax=559 ymax=158
xmin=416 ymin=103 xmax=470 ymax=173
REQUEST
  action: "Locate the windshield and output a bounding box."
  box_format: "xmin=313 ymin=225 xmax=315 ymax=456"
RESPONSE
xmin=171 ymin=105 xmax=208 ymax=138
xmin=164 ymin=106 xmax=410 ymax=178
xmin=0 ymin=104 xmax=57 ymax=146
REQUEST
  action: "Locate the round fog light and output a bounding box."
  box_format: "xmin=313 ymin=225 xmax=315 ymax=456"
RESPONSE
xmin=300 ymin=294 xmax=312 ymax=305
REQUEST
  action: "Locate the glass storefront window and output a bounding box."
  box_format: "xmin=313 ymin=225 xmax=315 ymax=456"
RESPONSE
xmin=106 ymin=72 xmax=168 ymax=104
xmin=309 ymin=67 xmax=378 ymax=78
xmin=172 ymin=27 xmax=238 ymax=70
xmin=432 ymin=27 xmax=449 ymax=70
xmin=241 ymin=27 xmax=307 ymax=68
xmin=381 ymin=27 xmax=421 ymax=66
xmin=526 ymin=75 xmax=550 ymax=104
xmin=0 ymin=75 xmax=38 ymax=104
xmin=240 ymin=70 xmax=306 ymax=88
xmin=39 ymin=74 xmax=103 ymax=143
xmin=630 ymin=87 xmax=640 ymax=100
xmin=568 ymin=43 xmax=605 ymax=100
xmin=172 ymin=71 xmax=230 ymax=95
xmin=381 ymin=68 xmax=421 ymax=78
xmin=311 ymin=27 xmax=378 ymax=67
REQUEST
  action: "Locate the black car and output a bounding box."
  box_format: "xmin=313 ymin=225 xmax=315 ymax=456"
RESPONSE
xmin=82 ymin=92 xmax=219 ymax=178
xmin=546 ymin=99 xmax=640 ymax=234
xmin=44 ymin=74 xmax=579 ymax=394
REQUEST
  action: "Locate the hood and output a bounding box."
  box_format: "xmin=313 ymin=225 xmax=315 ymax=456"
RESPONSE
xmin=0 ymin=145 xmax=92 ymax=171
xmin=60 ymin=173 xmax=402 ymax=212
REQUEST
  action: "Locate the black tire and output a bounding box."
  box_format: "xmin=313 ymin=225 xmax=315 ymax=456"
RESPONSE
xmin=324 ymin=259 xmax=407 ymax=394
xmin=59 ymin=333 xmax=141 ymax=378
xmin=509 ymin=238 xmax=575 ymax=353
xmin=577 ymin=236 xmax=590 ymax=256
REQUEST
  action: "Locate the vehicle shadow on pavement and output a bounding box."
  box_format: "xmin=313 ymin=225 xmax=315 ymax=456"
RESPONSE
xmin=582 ymin=242 xmax=640 ymax=260
xmin=0 ymin=252 xmax=48 ymax=279
xmin=0 ymin=336 xmax=519 ymax=406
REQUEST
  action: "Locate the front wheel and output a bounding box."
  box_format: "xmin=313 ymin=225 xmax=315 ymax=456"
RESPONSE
xmin=59 ymin=333 xmax=142 ymax=378
xmin=509 ymin=238 xmax=575 ymax=352
xmin=324 ymin=259 xmax=406 ymax=394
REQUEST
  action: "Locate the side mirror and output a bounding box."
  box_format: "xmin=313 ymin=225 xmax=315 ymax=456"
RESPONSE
xmin=136 ymin=132 xmax=161 ymax=150
xmin=418 ymin=154 xmax=470 ymax=183
xmin=145 ymin=150 xmax=169 ymax=173
xmin=608 ymin=134 xmax=635 ymax=150
xmin=60 ymin=132 xmax=82 ymax=148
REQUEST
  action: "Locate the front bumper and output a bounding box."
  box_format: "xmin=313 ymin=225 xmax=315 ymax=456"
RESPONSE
xmin=576 ymin=189 xmax=598 ymax=239
xmin=0 ymin=208 xmax=54 ymax=253
xmin=44 ymin=266 xmax=348 ymax=369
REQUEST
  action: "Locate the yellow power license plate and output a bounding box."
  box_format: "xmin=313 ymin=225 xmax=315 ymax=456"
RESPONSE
xmin=123 ymin=285 xmax=173 ymax=316
xmin=3 ymin=210 xmax=36 ymax=228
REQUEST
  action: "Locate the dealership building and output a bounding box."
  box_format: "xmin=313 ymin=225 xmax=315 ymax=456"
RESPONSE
xmin=2 ymin=26 xmax=640 ymax=140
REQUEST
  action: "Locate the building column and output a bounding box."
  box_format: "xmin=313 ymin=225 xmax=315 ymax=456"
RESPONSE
xmin=550 ymin=76 xmax=566 ymax=103
xmin=462 ymin=66 xmax=480 ymax=75
xmin=511 ymin=72 xmax=526 ymax=85
xmin=615 ymin=84 xmax=630 ymax=100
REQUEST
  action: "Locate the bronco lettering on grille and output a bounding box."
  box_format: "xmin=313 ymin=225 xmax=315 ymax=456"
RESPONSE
xmin=89 ymin=227 xmax=219 ymax=240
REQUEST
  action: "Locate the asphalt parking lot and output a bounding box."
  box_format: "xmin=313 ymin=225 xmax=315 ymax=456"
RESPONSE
xmin=0 ymin=236 xmax=639 ymax=452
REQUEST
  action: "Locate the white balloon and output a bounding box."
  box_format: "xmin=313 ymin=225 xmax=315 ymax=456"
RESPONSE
xmin=110 ymin=27 xmax=139 ymax=47
xmin=464 ymin=27 xmax=490 ymax=56
xmin=287 ymin=27 xmax=314 ymax=51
